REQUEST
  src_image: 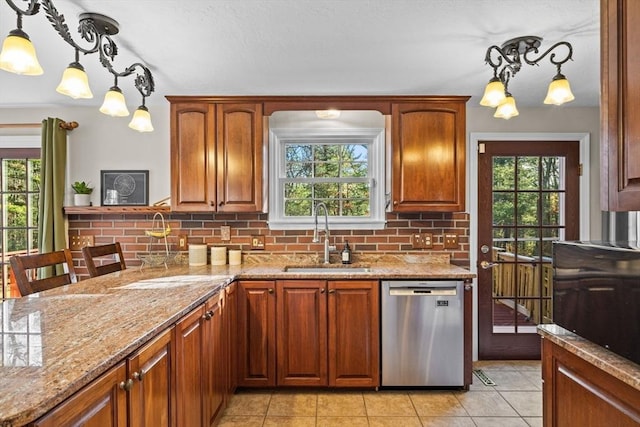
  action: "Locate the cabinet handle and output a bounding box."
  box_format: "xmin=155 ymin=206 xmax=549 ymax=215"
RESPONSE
xmin=203 ymin=310 xmax=213 ymax=320
xmin=464 ymin=284 xmax=472 ymax=291
xmin=393 ymin=200 xmax=398 ymax=205
xmin=210 ymin=201 xmax=215 ymax=206
xmin=119 ymin=379 xmax=133 ymax=391
xmin=268 ymin=288 xmax=274 ymax=294
xmin=328 ymin=289 xmax=335 ymax=294
xmin=219 ymin=201 xmax=224 ymax=206
xmin=320 ymin=288 xmax=325 ymax=294
xmin=133 ymin=371 xmax=144 ymax=382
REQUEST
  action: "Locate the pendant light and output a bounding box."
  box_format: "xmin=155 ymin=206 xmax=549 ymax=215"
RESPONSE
xmin=0 ymin=29 xmax=43 ymax=75
xmin=543 ymin=73 xmax=575 ymax=106
xmin=56 ymin=49 xmax=93 ymax=99
xmin=129 ymin=103 xmax=153 ymax=132
xmin=480 ymin=36 xmax=574 ymax=119
xmin=494 ymin=93 xmax=519 ymax=120
xmin=100 ymin=78 xmax=130 ymax=117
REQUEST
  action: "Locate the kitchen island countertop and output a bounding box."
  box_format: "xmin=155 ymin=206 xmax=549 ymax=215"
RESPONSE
xmin=0 ymin=259 xmax=473 ymax=426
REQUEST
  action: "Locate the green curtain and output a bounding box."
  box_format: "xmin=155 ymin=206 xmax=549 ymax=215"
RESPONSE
xmin=38 ymin=118 xmax=68 ymax=277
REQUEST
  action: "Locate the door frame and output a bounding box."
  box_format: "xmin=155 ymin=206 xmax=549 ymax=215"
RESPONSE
xmin=468 ymin=132 xmax=591 ymax=360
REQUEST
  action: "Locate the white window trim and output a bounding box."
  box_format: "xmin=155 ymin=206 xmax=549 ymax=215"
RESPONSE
xmin=268 ymin=127 xmax=386 ymax=230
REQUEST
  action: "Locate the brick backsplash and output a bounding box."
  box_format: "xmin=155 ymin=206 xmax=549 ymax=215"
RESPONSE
xmin=68 ymin=212 xmax=470 ymax=280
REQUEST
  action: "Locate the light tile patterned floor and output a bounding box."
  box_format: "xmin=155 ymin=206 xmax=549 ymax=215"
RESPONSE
xmin=218 ymin=361 xmax=542 ymax=427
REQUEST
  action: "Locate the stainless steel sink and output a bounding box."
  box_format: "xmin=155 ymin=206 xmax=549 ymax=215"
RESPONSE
xmin=283 ymin=265 xmax=371 ymax=273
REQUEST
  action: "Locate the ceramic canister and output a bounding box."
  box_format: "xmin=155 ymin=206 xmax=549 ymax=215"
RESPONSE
xmin=211 ymin=246 xmax=227 ymax=265
xmin=189 ymin=244 xmax=207 ymax=266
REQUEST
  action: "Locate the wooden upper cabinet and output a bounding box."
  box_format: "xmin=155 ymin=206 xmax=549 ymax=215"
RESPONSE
xmin=216 ymin=103 xmax=264 ymax=212
xmin=170 ymin=102 xmax=216 ymax=211
xmin=169 ymin=101 xmax=264 ymax=212
xmin=391 ymin=100 xmax=467 ymax=212
xmin=601 ymin=0 xmax=640 ymax=210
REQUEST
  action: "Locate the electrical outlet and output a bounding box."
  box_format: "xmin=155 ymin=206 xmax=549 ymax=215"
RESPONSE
xmin=177 ymin=234 xmax=188 ymax=251
xmin=444 ymin=234 xmax=458 ymax=249
xmin=220 ymin=226 xmax=231 ymax=241
xmin=412 ymin=233 xmax=433 ymax=249
xmin=251 ymin=235 xmax=265 ymax=250
xmin=422 ymin=233 xmax=433 ymax=249
xmin=70 ymin=235 xmax=94 ymax=250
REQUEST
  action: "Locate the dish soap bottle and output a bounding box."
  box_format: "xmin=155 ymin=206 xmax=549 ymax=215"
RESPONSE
xmin=342 ymin=240 xmax=352 ymax=264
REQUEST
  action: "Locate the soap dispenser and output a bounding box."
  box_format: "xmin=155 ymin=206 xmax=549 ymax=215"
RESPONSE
xmin=341 ymin=240 xmax=352 ymax=264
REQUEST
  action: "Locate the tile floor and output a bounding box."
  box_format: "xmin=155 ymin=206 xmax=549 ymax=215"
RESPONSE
xmin=218 ymin=360 xmax=542 ymax=426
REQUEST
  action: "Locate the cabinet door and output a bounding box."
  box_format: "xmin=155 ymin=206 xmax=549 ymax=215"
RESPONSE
xmin=601 ymin=0 xmax=640 ymax=210
xmin=327 ymin=280 xmax=379 ymax=387
xmin=203 ymin=294 xmax=225 ymax=427
xmin=542 ymin=338 xmax=640 ymax=426
xmin=128 ymin=327 xmax=174 ymax=427
xmin=237 ymin=281 xmax=276 ymax=386
xmin=174 ymin=305 xmax=205 ymax=427
xmin=33 ymin=362 xmax=128 ymax=427
xmin=216 ymin=103 xmax=264 ymax=212
xmin=276 ymin=280 xmax=328 ymax=386
xmin=391 ymin=101 xmax=466 ymax=212
xmin=170 ymin=102 xmax=217 ymax=211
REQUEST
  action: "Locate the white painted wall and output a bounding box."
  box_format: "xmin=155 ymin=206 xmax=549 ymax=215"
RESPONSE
xmin=0 ymin=103 xmax=600 ymax=235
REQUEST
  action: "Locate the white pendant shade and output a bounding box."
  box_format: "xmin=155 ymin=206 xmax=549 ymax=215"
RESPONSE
xmin=100 ymin=87 xmax=130 ymax=117
xmin=0 ymin=31 xmax=43 ymax=75
xmin=128 ymin=106 xmax=154 ymax=132
xmin=56 ymin=64 xmax=93 ymax=99
xmin=479 ymin=78 xmax=506 ymax=107
xmin=543 ymin=76 xmax=575 ymax=106
xmin=494 ymin=95 xmax=519 ymax=120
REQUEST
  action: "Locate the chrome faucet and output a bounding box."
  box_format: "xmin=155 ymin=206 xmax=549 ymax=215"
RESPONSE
xmin=313 ymin=202 xmax=334 ymax=264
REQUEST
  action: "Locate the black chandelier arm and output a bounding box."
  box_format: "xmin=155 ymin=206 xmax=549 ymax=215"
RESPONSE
xmin=106 ymin=62 xmax=155 ymax=98
xmin=522 ymin=41 xmax=573 ymax=69
xmin=4 ymin=0 xmax=39 ymax=17
xmin=40 ymin=0 xmax=100 ymax=55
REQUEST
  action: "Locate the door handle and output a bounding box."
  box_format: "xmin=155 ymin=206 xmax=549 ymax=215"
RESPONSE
xmin=479 ymin=260 xmax=499 ymax=269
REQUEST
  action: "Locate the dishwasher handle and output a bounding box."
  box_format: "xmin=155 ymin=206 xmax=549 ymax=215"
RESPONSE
xmin=388 ymin=287 xmax=457 ymax=296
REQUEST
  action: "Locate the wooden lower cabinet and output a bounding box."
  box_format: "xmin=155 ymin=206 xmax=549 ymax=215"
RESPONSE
xmin=203 ymin=293 xmax=225 ymax=426
xmin=542 ymin=338 xmax=640 ymax=426
xmin=237 ymin=280 xmax=277 ymax=387
xmin=225 ymin=282 xmax=238 ymax=399
xmin=34 ymin=328 xmax=175 ymax=427
xmin=328 ymin=280 xmax=379 ymax=387
xmin=238 ymin=279 xmax=380 ymax=388
xmin=127 ymin=328 xmax=174 ymax=427
xmin=33 ymin=362 xmax=128 ymax=427
xmin=277 ymin=280 xmax=328 ymax=386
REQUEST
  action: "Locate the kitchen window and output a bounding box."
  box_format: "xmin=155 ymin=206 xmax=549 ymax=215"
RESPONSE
xmin=268 ymin=128 xmax=386 ymax=230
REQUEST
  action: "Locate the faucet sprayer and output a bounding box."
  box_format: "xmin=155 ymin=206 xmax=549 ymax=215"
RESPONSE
xmin=313 ymin=202 xmax=334 ymax=264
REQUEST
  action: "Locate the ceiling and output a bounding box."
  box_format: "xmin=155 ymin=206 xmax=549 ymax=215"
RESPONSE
xmin=0 ymin=0 xmax=600 ymax=111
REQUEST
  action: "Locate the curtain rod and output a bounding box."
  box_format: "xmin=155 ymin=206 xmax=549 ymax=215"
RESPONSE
xmin=0 ymin=121 xmax=79 ymax=130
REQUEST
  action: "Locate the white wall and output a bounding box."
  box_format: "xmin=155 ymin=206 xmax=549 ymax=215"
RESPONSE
xmin=0 ymin=103 xmax=600 ymax=235
xmin=0 ymin=103 xmax=170 ymax=207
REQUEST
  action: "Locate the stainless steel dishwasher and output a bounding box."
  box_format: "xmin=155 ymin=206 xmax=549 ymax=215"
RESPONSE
xmin=381 ymin=280 xmax=464 ymax=387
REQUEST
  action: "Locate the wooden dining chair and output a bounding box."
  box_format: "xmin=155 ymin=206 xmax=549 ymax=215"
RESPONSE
xmin=82 ymin=242 xmax=126 ymax=278
xmin=10 ymin=249 xmax=77 ymax=296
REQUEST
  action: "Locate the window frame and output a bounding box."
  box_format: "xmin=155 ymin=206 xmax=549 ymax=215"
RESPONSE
xmin=268 ymin=127 xmax=386 ymax=230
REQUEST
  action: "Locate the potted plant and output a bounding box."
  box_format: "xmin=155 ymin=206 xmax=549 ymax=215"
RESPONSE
xmin=71 ymin=181 xmax=93 ymax=206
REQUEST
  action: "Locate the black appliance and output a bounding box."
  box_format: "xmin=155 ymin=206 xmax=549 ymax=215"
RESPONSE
xmin=553 ymin=241 xmax=640 ymax=365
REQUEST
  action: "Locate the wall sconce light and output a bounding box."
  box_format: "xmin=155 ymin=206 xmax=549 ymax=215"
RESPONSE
xmin=0 ymin=1 xmax=155 ymax=132
xmin=480 ymin=35 xmax=574 ymax=119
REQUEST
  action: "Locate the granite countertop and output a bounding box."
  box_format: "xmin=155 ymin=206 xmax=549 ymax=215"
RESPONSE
xmin=0 ymin=256 xmax=474 ymax=426
xmin=538 ymin=324 xmax=640 ymax=392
